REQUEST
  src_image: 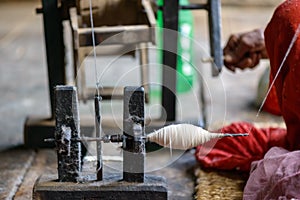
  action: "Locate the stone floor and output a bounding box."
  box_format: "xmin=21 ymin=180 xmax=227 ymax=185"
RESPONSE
xmin=0 ymin=1 xmax=284 ymax=199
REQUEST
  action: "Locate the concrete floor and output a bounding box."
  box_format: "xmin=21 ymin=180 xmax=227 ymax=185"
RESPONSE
xmin=0 ymin=1 xmax=50 ymax=150
xmin=0 ymin=1 xmax=284 ymax=199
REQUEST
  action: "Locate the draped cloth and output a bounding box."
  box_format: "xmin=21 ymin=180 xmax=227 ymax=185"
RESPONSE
xmin=264 ymin=0 xmax=300 ymax=150
xmin=195 ymin=122 xmax=287 ymax=171
xmin=196 ymin=0 xmax=300 ymax=171
xmin=243 ymin=147 xmax=300 ymax=200
xmin=243 ymin=2 xmax=300 ymax=198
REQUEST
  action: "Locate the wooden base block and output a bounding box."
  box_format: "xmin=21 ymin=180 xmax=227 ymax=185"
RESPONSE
xmin=33 ymin=174 xmax=168 ymax=200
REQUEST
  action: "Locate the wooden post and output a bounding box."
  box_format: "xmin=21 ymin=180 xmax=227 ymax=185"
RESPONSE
xmin=54 ymin=86 xmax=81 ymax=182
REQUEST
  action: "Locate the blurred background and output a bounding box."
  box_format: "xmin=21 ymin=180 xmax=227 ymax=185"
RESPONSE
xmin=0 ymin=0 xmax=287 ymax=199
xmin=0 ymin=0 xmax=284 ymax=150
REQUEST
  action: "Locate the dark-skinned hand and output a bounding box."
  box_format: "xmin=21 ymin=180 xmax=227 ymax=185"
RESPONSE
xmin=223 ymin=29 xmax=268 ymax=72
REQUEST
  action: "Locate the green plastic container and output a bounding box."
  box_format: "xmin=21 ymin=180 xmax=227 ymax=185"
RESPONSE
xmin=157 ymin=0 xmax=195 ymax=93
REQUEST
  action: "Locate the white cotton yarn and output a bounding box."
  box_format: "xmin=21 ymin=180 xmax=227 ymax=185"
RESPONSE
xmin=147 ymin=124 xmax=226 ymax=150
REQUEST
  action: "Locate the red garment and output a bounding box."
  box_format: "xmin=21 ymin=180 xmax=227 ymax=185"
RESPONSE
xmin=264 ymin=0 xmax=300 ymax=150
xmin=195 ymin=0 xmax=300 ymax=172
xmin=263 ymin=74 xmax=281 ymax=115
xmin=195 ymin=122 xmax=287 ymax=171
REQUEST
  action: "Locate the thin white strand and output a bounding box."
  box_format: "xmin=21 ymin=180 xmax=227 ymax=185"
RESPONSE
xmin=256 ymin=24 xmax=300 ymax=117
xmin=89 ymin=0 xmax=100 ymax=95
xmin=242 ymin=24 xmax=300 ymax=137
xmin=169 ymin=129 xmax=172 ymax=157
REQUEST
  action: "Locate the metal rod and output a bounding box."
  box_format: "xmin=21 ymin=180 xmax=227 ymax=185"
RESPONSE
xmin=139 ymin=43 xmax=149 ymax=103
xmin=158 ymin=4 xmax=208 ymax=10
xmin=41 ymin=0 xmax=66 ymax=119
xmin=180 ymin=4 xmax=208 ymax=10
xmin=94 ymin=94 xmax=103 ymax=181
xmin=221 ymin=133 xmax=249 ymax=137
xmin=161 ymin=0 xmax=179 ymax=121
xmin=198 ymin=69 xmax=207 ymax=128
xmin=44 ymin=135 xmax=124 ymax=143
xmin=208 ymin=0 xmax=223 ymax=76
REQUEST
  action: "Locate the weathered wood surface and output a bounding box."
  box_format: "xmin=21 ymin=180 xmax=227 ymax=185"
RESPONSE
xmin=0 ymin=147 xmax=35 ymax=200
xmin=0 ymin=147 xmax=196 ymax=200
xmin=152 ymin=150 xmax=197 ymax=200
xmin=0 ymin=148 xmax=56 ymax=200
xmin=14 ymin=150 xmax=56 ymax=200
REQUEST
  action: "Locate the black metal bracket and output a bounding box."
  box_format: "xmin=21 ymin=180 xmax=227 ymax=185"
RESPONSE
xmin=161 ymin=0 xmax=223 ymax=122
xmin=41 ymin=0 xmax=66 ymax=119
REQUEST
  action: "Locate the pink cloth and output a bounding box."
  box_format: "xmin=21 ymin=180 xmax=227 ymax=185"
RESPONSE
xmin=243 ymin=147 xmax=300 ymax=199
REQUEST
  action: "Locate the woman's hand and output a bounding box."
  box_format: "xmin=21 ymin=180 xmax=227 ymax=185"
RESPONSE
xmin=223 ymin=29 xmax=268 ymax=72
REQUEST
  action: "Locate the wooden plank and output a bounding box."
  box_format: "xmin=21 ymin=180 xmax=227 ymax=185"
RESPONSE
xmin=0 ymin=147 xmax=35 ymax=200
xmin=77 ymin=25 xmax=151 ymax=46
xmin=14 ymin=149 xmax=57 ymax=200
xmin=33 ymin=174 xmax=167 ymax=200
xmin=151 ymin=150 xmax=197 ymax=199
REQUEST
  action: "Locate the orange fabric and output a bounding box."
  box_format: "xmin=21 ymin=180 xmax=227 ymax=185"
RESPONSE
xmin=264 ymin=0 xmax=300 ymax=150
xmin=263 ymin=74 xmax=281 ymax=115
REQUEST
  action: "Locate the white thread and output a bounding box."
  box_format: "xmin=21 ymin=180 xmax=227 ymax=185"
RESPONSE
xmin=241 ymin=24 xmax=300 ymax=137
xmin=89 ymin=0 xmax=100 ymax=95
xmin=256 ymin=24 xmax=300 ymax=117
xmin=169 ymin=130 xmax=172 ymax=157
xmin=147 ymin=124 xmax=235 ymax=150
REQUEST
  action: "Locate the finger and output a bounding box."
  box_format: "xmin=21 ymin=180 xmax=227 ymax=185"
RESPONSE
xmin=224 ymin=63 xmax=236 ymax=72
xmin=260 ymin=48 xmax=268 ymax=59
xmin=237 ymin=29 xmax=265 ymax=54
xmin=224 ymin=34 xmax=240 ymax=52
xmin=223 ymin=54 xmax=234 ymax=63
xmin=226 ymin=37 xmax=255 ymax=63
xmin=250 ymin=42 xmax=265 ymax=52
xmin=235 ymin=41 xmax=254 ymax=61
xmin=235 ymin=52 xmax=262 ymax=70
xmin=250 ymin=53 xmax=257 ymax=68
xmin=224 ymin=50 xmax=242 ymax=65
xmin=251 ymin=53 xmax=261 ymax=68
xmin=236 ymin=57 xmax=253 ymax=69
xmin=249 ymin=29 xmax=265 ymax=52
xmin=223 ymin=34 xmax=245 ymax=65
xmin=235 ymin=30 xmax=264 ymax=58
xmin=225 ymin=65 xmax=235 ymax=72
